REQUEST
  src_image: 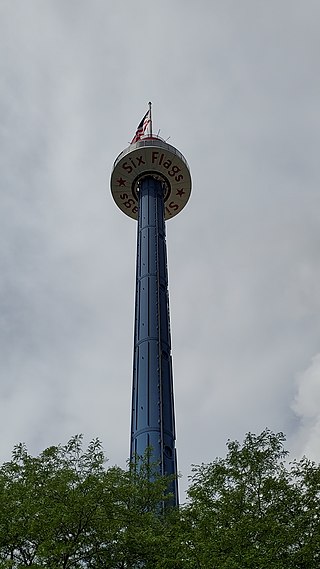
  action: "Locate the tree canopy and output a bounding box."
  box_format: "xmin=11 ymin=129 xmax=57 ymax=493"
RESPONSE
xmin=0 ymin=429 xmax=319 ymax=568
xmin=183 ymin=429 xmax=320 ymax=568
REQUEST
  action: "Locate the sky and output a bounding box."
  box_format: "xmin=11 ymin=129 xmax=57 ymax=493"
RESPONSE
xmin=1 ymin=0 xmax=320 ymax=500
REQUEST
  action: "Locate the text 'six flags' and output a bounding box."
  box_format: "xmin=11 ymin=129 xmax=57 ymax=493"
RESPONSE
xmin=131 ymin=110 xmax=151 ymax=144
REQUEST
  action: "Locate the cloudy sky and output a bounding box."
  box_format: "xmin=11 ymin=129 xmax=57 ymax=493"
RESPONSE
xmin=1 ymin=0 xmax=320 ymax=499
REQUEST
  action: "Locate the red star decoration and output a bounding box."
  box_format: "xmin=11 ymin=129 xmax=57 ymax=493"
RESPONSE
xmin=117 ymin=177 xmax=126 ymax=187
xmin=176 ymin=188 xmax=185 ymax=197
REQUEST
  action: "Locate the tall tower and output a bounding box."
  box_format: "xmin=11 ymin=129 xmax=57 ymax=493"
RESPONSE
xmin=110 ymin=108 xmax=191 ymax=506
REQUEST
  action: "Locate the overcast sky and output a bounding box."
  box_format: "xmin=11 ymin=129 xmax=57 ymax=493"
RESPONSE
xmin=1 ymin=0 xmax=320 ymax=499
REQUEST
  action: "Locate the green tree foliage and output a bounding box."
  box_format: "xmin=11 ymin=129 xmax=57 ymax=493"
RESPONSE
xmin=0 ymin=429 xmax=319 ymax=568
xmin=180 ymin=429 xmax=320 ymax=568
xmin=0 ymin=435 xmax=174 ymax=568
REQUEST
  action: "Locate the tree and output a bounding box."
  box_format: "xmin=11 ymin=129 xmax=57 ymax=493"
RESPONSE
xmin=179 ymin=429 xmax=320 ymax=568
xmin=0 ymin=429 xmax=319 ymax=568
xmin=0 ymin=435 xmax=175 ymax=568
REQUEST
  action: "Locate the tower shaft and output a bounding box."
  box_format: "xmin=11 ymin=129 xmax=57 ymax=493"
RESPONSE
xmin=130 ymin=176 xmax=178 ymax=505
xmin=111 ymin=125 xmax=191 ymax=508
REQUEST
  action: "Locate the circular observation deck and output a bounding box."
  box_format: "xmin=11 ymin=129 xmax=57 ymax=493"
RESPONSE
xmin=110 ymin=135 xmax=192 ymax=220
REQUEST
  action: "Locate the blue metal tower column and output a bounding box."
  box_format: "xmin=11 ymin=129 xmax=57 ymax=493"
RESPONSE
xmin=131 ymin=176 xmax=178 ymax=505
xmin=110 ymin=126 xmax=192 ymax=510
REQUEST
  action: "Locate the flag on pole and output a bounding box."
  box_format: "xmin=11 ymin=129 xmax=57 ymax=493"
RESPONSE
xmin=131 ymin=110 xmax=151 ymax=143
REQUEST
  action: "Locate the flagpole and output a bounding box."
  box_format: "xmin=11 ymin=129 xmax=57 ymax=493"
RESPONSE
xmin=148 ymin=101 xmax=152 ymax=137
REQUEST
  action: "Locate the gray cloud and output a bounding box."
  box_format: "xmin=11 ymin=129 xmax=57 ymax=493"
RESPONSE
xmin=0 ymin=0 xmax=320 ymax=498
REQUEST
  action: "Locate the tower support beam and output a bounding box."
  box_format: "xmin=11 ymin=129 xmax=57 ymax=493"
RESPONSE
xmin=130 ymin=176 xmax=178 ymax=505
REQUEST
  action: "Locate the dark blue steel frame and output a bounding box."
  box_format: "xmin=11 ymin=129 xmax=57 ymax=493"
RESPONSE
xmin=130 ymin=176 xmax=178 ymax=506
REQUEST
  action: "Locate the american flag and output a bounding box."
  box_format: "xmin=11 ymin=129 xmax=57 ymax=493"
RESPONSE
xmin=131 ymin=110 xmax=151 ymax=143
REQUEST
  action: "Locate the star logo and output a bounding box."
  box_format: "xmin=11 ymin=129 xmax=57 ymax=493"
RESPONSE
xmin=176 ymin=188 xmax=185 ymax=197
xmin=117 ymin=177 xmax=126 ymax=187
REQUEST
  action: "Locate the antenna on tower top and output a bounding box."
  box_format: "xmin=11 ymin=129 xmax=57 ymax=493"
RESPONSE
xmin=148 ymin=101 xmax=152 ymax=137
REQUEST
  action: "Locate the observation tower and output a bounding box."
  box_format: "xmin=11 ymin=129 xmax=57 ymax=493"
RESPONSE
xmin=110 ymin=104 xmax=191 ymax=506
